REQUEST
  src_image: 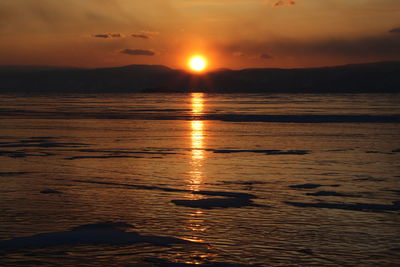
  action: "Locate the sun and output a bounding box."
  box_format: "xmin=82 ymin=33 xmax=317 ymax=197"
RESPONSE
xmin=188 ymin=56 xmax=208 ymax=72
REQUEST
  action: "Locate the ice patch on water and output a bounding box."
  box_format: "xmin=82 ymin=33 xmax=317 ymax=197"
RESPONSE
xmin=0 ymin=150 xmax=53 ymax=158
xmin=193 ymin=190 xmax=256 ymax=199
xmin=209 ymin=180 xmax=269 ymax=186
xmin=0 ymin=138 xmax=88 ymax=148
xmin=289 ymin=183 xmax=340 ymax=189
xmin=285 ymin=200 xmax=400 ymax=212
xmin=40 ymin=189 xmax=62 ymax=194
xmin=171 ymin=197 xmax=260 ymax=209
xmin=73 ymin=179 xmax=258 ymax=199
xmin=72 ymin=222 xmax=134 ymax=231
xmin=143 ymin=257 xmax=260 ymax=267
xmin=65 ymin=155 xmax=151 ymax=160
xmin=0 ymin=172 xmax=30 ymax=176
xmin=305 ymin=191 xmax=359 ymax=197
xmin=0 ymin=222 xmax=200 ymax=252
xmin=207 ymin=149 xmax=309 ymax=155
xmin=172 ymin=190 xmax=259 ymax=209
xmin=65 ymin=149 xmax=178 ymax=160
xmin=353 ymin=176 xmax=386 ymax=182
xmin=365 ymin=150 xmax=394 ymax=155
xmin=72 ymin=179 xmax=261 ymax=209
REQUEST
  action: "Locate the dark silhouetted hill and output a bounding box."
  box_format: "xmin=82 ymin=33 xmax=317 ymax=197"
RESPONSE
xmin=0 ymin=61 xmax=399 ymax=93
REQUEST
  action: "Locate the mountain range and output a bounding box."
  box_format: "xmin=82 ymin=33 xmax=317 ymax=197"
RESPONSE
xmin=0 ymin=61 xmax=399 ymax=93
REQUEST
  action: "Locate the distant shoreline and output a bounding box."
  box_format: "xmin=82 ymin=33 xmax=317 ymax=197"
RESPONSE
xmin=1 ymin=61 xmax=399 ymax=94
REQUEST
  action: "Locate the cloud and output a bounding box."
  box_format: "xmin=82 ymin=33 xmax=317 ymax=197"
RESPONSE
xmin=389 ymin=27 xmax=400 ymax=34
xmin=218 ymin=33 xmax=400 ymax=62
xmin=141 ymin=31 xmax=159 ymax=35
xmin=286 ymin=35 xmax=400 ymax=57
xmin=232 ymin=51 xmax=272 ymax=59
xmin=131 ymin=31 xmax=159 ymax=39
xmin=94 ymin=34 xmax=109 ymax=38
xmin=93 ymin=33 xmax=123 ymax=38
xmin=272 ymin=0 xmax=296 ymax=7
xmin=0 ymin=0 xmax=139 ymax=34
xmin=132 ymin=34 xmax=149 ymax=39
xmin=260 ymin=53 xmax=272 ymax=59
xmin=121 ymin=49 xmax=155 ymax=56
xmin=110 ymin=33 xmax=123 ymax=38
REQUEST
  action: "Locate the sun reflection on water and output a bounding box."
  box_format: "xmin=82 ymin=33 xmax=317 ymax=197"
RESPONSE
xmin=184 ymin=93 xmax=210 ymax=251
xmin=191 ymin=120 xmax=204 ymax=160
xmin=189 ymin=93 xmax=206 ymax=190
xmin=191 ymin=92 xmax=205 ymax=115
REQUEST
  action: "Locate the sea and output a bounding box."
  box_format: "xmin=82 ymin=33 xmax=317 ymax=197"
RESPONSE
xmin=0 ymin=93 xmax=399 ymax=266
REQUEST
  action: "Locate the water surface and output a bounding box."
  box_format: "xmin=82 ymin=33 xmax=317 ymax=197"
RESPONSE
xmin=0 ymin=93 xmax=399 ymax=266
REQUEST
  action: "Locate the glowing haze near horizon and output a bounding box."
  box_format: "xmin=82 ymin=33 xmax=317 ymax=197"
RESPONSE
xmin=0 ymin=0 xmax=400 ymax=70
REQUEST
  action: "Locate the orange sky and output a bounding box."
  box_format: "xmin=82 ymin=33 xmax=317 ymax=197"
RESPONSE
xmin=0 ymin=0 xmax=399 ymax=69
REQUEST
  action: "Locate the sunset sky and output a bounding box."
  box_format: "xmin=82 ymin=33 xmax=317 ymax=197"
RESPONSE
xmin=0 ymin=0 xmax=399 ymax=70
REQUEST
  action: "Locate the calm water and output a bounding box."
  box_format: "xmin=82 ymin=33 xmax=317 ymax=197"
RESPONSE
xmin=0 ymin=93 xmax=399 ymax=266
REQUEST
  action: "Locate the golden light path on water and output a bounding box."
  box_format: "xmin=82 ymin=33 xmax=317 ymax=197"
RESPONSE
xmin=185 ymin=93 xmax=209 ymax=253
xmin=189 ymin=93 xmax=205 ymax=190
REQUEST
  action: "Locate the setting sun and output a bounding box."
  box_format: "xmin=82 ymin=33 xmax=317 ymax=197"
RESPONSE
xmin=188 ymin=56 xmax=207 ymax=72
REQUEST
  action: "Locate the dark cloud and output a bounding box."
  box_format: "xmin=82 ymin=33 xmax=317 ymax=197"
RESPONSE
xmin=131 ymin=31 xmax=159 ymax=39
xmin=286 ymin=35 xmax=400 ymax=57
xmin=389 ymin=27 xmax=400 ymax=34
xmin=110 ymin=33 xmax=122 ymax=38
xmin=121 ymin=49 xmax=155 ymax=56
xmin=221 ymin=34 xmax=400 ymax=60
xmin=132 ymin=34 xmax=149 ymax=39
xmin=93 ymin=33 xmax=123 ymax=38
xmin=260 ymin=53 xmax=272 ymax=59
xmin=273 ymin=0 xmax=296 ymax=7
xmin=94 ymin=34 xmax=109 ymax=38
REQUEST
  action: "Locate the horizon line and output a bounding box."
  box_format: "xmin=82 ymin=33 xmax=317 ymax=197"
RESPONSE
xmin=1 ymin=60 xmax=399 ymax=73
